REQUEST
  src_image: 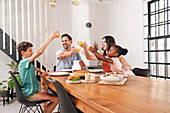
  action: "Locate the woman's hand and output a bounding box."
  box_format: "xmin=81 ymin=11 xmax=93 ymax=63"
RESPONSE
xmin=89 ymin=46 xmax=97 ymax=53
xmin=78 ymin=41 xmax=86 ymax=49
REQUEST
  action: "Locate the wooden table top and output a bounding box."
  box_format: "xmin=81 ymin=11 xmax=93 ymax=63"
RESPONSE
xmin=48 ymin=75 xmax=170 ymax=113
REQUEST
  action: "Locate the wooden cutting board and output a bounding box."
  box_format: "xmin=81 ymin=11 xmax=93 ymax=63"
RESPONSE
xmin=98 ymin=78 xmax=127 ymax=85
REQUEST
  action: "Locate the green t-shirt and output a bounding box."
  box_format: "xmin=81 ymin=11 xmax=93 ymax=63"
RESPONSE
xmin=18 ymin=58 xmax=38 ymax=98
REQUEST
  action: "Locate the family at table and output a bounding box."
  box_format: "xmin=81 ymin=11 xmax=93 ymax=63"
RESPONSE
xmin=56 ymin=33 xmax=134 ymax=75
xmin=16 ymin=30 xmax=134 ymax=113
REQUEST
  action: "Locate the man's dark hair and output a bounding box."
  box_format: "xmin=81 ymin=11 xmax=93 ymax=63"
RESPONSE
xmin=16 ymin=41 xmax=33 ymax=55
xmin=61 ymin=34 xmax=72 ymax=41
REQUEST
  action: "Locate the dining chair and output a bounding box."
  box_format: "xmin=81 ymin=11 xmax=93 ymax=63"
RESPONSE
xmin=54 ymin=65 xmax=56 ymax=71
xmin=132 ymin=68 xmax=150 ymax=77
xmin=9 ymin=71 xmax=50 ymax=113
xmin=53 ymin=80 xmax=78 ymax=113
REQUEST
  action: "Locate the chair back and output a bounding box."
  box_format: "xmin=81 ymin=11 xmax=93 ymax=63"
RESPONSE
xmin=9 ymin=71 xmax=26 ymax=104
xmin=8 ymin=71 xmax=35 ymax=105
xmin=53 ymin=81 xmax=78 ymax=113
xmin=132 ymin=68 xmax=150 ymax=77
xmin=54 ymin=65 xmax=56 ymax=71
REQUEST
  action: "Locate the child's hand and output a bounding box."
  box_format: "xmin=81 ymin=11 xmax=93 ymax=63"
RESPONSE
xmin=50 ymin=30 xmax=60 ymax=39
xmin=41 ymin=71 xmax=49 ymax=76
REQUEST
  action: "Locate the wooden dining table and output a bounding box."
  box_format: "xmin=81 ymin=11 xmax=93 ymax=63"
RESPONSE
xmin=41 ymin=73 xmax=170 ymax=113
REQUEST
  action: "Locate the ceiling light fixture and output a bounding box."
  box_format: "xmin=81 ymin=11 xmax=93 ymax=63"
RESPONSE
xmin=98 ymin=0 xmax=103 ymax=2
xmin=50 ymin=0 xmax=57 ymax=8
xmin=71 ymin=0 xmax=80 ymax=6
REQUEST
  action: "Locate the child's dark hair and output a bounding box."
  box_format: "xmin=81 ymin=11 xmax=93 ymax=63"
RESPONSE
xmin=115 ymin=45 xmax=128 ymax=57
xmin=61 ymin=33 xmax=72 ymax=41
xmin=17 ymin=41 xmax=33 ymax=55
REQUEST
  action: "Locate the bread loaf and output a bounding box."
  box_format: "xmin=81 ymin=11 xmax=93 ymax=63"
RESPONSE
xmin=73 ymin=70 xmax=89 ymax=76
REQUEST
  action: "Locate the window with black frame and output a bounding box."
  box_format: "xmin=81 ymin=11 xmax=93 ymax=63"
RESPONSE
xmin=144 ymin=0 xmax=170 ymax=79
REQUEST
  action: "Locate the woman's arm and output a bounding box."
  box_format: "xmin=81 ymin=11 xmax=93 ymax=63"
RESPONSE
xmin=90 ymin=47 xmax=113 ymax=63
xmin=84 ymin=47 xmax=98 ymax=60
xmin=30 ymin=31 xmax=59 ymax=63
xmin=79 ymin=42 xmax=98 ymax=60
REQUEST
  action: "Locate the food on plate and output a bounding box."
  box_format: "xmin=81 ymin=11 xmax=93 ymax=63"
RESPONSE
xmin=116 ymin=72 xmax=124 ymax=74
xmin=71 ymin=78 xmax=80 ymax=81
xmin=73 ymin=70 xmax=89 ymax=76
xmin=100 ymin=74 xmax=124 ymax=82
xmin=104 ymin=73 xmax=118 ymax=77
xmin=67 ymin=75 xmax=80 ymax=81
xmin=66 ymin=75 xmax=81 ymax=83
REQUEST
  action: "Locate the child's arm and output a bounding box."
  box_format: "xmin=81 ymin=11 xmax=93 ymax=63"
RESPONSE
xmin=90 ymin=47 xmax=113 ymax=63
xmin=36 ymin=68 xmax=48 ymax=76
xmin=30 ymin=30 xmax=59 ymax=63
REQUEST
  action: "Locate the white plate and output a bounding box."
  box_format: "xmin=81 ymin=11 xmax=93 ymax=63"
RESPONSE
xmin=69 ymin=73 xmax=74 ymax=76
xmin=48 ymin=72 xmax=69 ymax=76
xmin=95 ymin=74 xmax=103 ymax=77
xmin=100 ymin=75 xmax=124 ymax=82
xmin=123 ymin=74 xmax=128 ymax=77
xmin=89 ymin=69 xmax=103 ymax=73
xmin=81 ymin=80 xmax=95 ymax=83
xmin=66 ymin=80 xmax=81 ymax=84
xmin=59 ymin=69 xmax=72 ymax=72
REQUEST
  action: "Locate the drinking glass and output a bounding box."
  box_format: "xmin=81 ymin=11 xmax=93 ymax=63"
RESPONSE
xmin=75 ymin=43 xmax=81 ymax=52
xmin=87 ymin=42 xmax=94 ymax=51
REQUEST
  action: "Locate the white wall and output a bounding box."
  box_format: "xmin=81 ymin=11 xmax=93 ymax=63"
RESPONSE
xmin=0 ymin=0 xmax=109 ymax=81
xmin=108 ymin=0 xmax=145 ymax=68
xmin=0 ymin=0 xmax=147 ymax=82
xmin=0 ymin=51 xmax=12 ymax=81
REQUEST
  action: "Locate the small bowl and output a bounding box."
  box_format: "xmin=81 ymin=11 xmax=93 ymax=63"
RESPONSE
xmin=100 ymin=74 xmax=124 ymax=82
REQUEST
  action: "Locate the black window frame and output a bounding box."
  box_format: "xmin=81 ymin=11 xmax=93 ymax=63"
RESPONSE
xmin=144 ymin=0 xmax=170 ymax=79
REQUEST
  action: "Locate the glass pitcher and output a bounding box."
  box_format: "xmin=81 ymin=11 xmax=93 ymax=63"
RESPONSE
xmin=72 ymin=60 xmax=81 ymax=71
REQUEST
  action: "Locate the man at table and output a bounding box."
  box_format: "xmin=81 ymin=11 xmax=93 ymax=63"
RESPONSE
xmin=56 ymin=33 xmax=86 ymax=71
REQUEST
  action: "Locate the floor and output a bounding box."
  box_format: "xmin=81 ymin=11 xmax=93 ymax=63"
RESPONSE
xmin=0 ymin=97 xmax=59 ymax=113
xmin=0 ymin=98 xmax=20 ymax=113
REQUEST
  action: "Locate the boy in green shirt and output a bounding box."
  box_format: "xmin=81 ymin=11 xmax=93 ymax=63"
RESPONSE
xmin=17 ymin=31 xmax=59 ymax=113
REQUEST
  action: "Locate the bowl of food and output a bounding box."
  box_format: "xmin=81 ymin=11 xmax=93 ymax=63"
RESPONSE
xmin=100 ymin=74 xmax=124 ymax=82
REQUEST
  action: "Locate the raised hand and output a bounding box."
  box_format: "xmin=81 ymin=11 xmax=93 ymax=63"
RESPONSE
xmin=78 ymin=41 xmax=86 ymax=49
xmin=89 ymin=46 xmax=97 ymax=53
xmin=50 ymin=30 xmax=60 ymax=39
